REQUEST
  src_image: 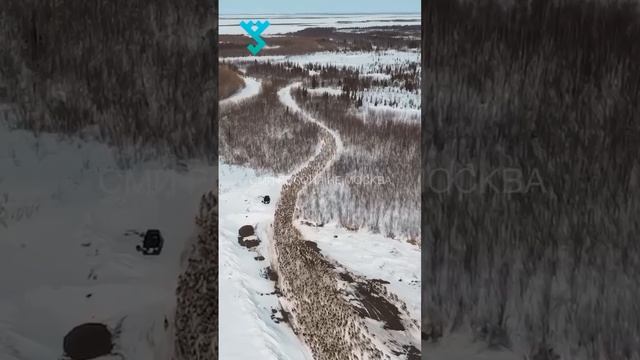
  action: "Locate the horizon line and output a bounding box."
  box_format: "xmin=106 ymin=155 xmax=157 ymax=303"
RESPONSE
xmin=219 ymin=12 xmax=420 ymax=16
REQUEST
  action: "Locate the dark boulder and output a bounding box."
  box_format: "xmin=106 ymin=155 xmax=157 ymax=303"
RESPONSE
xmin=63 ymin=323 xmax=113 ymax=360
xmin=238 ymin=225 xmax=255 ymax=238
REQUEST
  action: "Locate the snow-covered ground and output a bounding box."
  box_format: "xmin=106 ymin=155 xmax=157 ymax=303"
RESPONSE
xmin=0 ymin=118 xmax=214 ymax=359
xmin=219 ymin=13 xmax=420 ymax=35
xmin=306 ymin=87 xmax=344 ymax=96
xmin=359 ymin=87 xmax=420 ymax=112
xmin=357 ymin=87 xmax=421 ymax=122
xmin=223 ymin=49 xmax=420 ymax=76
xmin=224 ymin=50 xmax=421 ymax=123
xmin=423 ymin=334 xmax=519 ymax=360
xmin=219 ymin=162 xmax=422 ymax=360
xmin=359 ymin=106 xmax=421 ymax=123
xmin=219 ymin=83 xmax=420 ymax=358
xmin=218 ymin=163 xmax=313 ymax=360
xmin=361 ymin=73 xmax=393 ymax=81
xmin=218 ymin=85 xmax=327 ymax=359
xmin=297 ymin=223 xmax=421 ymax=323
xmin=279 ymin=83 xmax=419 ymax=357
xmin=304 ymin=85 xmax=421 ymax=122
xmin=220 ymin=76 xmax=262 ymax=106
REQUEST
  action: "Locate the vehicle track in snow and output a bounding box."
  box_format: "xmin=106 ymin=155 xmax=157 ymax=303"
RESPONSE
xmin=219 ymin=75 xmax=262 ymax=107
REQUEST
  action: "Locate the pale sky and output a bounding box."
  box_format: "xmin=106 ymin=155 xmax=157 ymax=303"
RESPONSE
xmin=220 ymin=0 xmax=420 ymax=14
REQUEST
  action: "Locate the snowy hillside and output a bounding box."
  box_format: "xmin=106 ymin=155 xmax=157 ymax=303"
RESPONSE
xmin=219 ymin=80 xmax=420 ymax=359
xmin=219 ymin=162 xmax=421 ymax=359
xmin=220 ymin=22 xmax=421 ymax=357
xmin=219 ymin=163 xmax=313 ymax=359
xmin=0 ymin=117 xmax=214 ymax=359
xmin=297 ymin=223 xmax=421 ymax=323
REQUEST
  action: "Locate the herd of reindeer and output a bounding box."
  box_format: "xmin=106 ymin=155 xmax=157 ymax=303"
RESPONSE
xmin=270 ymin=115 xmax=389 ymax=359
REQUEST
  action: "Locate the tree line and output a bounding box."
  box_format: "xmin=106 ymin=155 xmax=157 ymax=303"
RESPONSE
xmin=0 ymin=0 xmax=217 ymax=164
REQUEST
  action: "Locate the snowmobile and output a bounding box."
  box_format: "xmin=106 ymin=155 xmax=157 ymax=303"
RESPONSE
xmin=136 ymin=229 xmax=164 ymax=255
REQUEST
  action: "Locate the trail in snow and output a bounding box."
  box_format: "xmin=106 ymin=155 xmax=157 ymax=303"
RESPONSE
xmin=218 ymin=82 xmax=325 ymax=359
xmin=219 ymin=76 xmax=262 ymax=107
xmin=273 ymin=83 xmax=419 ymax=359
xmin=218 ymin=81 xmax=419 ymax=359
xmin=217 ymin=85 xmax=326 ymax=360
xmin=278 ymin=82 xmax=343 ymax=154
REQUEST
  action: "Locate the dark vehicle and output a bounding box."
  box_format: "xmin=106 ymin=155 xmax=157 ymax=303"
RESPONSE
xmin=63 ymin=323 xmax=114 ymax=360
xmin=137 ymin=229 xmax=164 ymax=255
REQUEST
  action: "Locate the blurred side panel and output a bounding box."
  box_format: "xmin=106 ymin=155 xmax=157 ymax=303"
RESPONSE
xmin=422 ymin=0 xmax=640 ymax=359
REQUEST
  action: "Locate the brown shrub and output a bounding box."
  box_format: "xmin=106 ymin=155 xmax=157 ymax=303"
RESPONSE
xmin=219 ymin=64 xmax=244 ymax=99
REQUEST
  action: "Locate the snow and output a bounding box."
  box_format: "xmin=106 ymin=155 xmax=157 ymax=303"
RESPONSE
xmin=220 ymin=76 xmax=262 ymax=106
xmin=218 ymin=163 xmax=313 ymax=360
xmin=0 ymin=119 xmax=214 ymax=359
xmin=277 ymin=84 xmax=420 ymax=354
xmin=219 ymin=14 xmax=420 ymax=35
xmin=219 ymin=83 xmax=420 ymax=358
xmin=359 ymin=87 xmax=420 ymax=111
xmin=223 ymin=49 xmax=421 ymax=74
xmin=357 ymin=105 xmax=421 ymax=123
xmin=278 ymin=83 xmax=418 ymax=319
xmin=306 ymin=87 xmax=343 ymax=96
xmin=223 ymin=49 xmax=421 ymax=124
xmin=225 ymin=51 xmax=421 ymax=125
xmin=423 ymin=333 xmax=519 ymax=360
xmin=297 ymin=222 xmax=421 ymax=326
xmin=300 ymin=86 xmax=421 ymax=123
xmin=356 ymin=86 xmax=421 ymax=122
xmin=361 ymin=73 xmax=393 ymax=80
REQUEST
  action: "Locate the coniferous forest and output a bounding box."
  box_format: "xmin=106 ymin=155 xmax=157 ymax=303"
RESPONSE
xmin=0 ymin=0 xmax=217 ymax=164
xmin=423 ymin=0 xmax=640 ymax=359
